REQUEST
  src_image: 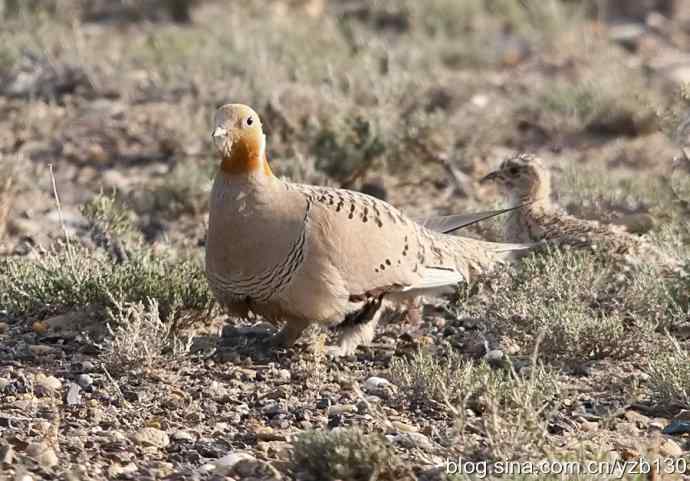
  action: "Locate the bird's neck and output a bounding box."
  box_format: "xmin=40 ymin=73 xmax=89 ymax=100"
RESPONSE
xmin=512 ymin=177 xmax=552 ymax=212
xmin=220 ymin=134 xmax=274 ymax=179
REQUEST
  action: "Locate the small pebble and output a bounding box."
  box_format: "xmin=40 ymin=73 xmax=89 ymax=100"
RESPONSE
xmin=650 ymin=419 xmax=666 ymax=431
xmin=660 ymin=439 xmax=683 ymax=457
xmin=77 ymin=374 xmax=93 ymax=388
xmin=484 ymin=349 xmax=505 ymax=366
xmin=29 ymin=345 xmax=59 ymax=357
xmin=65 ymin=383 xmax=82 ymax=406
xmin=262 ymin=402 xmax=287 ymax=416
xmin=131 ymin=427 xmax=170 ymax=449
xmin=172 ymin=430 xmax=195 ymax=443
xmin=269 ymin=418 xmax=289 ymax=430
xmin=81 ymin=360 xmax=96 ymax=371
xmin=327 ymin=404 xmax=356 ymax=416
xmin=26 ymin=443 xmax=58 ymax=469
xmin=34 ymin=373 xmax=62 ymax=394
xmin=624 ymin=410 xmax=649 ymax=427
xmin=391 ymin=421 xmax=418 ymax=433
xmin=393 ymin=432 xmax=434 ymax=451
xmin=363 ymin=376 xmax=393 ymax=393
xmin=108 ymin=463 xmax=138 ymax=477
xmin=0 ymin=444 xmax=15 ymax=464
xmin=213 ymin=452 xmax=254 ymax=475
xmin=615 ymin=422 xmax=640 ymax=437
xmin=580 ymin=420 xmax=599 ymax=432
xmin=32 ymin=321 xmax=48 ymax=334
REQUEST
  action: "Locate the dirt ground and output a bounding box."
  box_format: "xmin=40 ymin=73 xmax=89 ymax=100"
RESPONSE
xmin=0 ymin=1 xmax=689 ymax=480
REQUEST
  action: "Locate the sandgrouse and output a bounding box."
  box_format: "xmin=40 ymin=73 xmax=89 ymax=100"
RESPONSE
xmin=206 ymin=104 xmax=537 ymax=355
xmin=480 ymin=153 xmax=679 ymax=267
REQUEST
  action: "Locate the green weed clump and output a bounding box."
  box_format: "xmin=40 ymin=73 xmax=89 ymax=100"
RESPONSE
xmin=464 ymin=249 xmax=684 ymax=362
xmin=290 ymin=428 xmax=414 ymax=481
xmin=391 ymin=349 xmax=559 ymax=461
xmin=647 ymin=335 xmax=690 ymax=409
xmin=0 ymin=244 xmax=212 ymax=322
xmin=0 ymin=193 xmax=213 ymax=325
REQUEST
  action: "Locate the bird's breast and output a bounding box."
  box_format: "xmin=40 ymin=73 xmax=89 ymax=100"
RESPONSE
xmin=206 ymin=179 xmax=310 ymax=303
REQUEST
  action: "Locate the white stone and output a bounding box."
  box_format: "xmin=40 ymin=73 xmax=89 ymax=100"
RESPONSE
xmin=363 ymin=376 xmax=393 ymax=392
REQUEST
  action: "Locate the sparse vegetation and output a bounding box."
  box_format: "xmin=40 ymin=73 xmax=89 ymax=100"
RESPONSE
xmin=0 ymin=157 xmax=17 ymax=242
xmin=0 ymin=240 xmax=213 ymax=324
xmin=391 ymin=349 xmax=559 ymax=460
xmin=647 ymin=335 xmax=690 ymax=408
xmin=390 ymin=348 xmax=475 ymax=406
xmin=461 ymin=249 xmax=683 ymax=362
xmin=140 ymin=158 xmax=215 ymax=218
xmin=290 ymin=428 xmax=414 ymax=481
xmin=100 ymin=297 xmax=192 ymax=374
xmin=535 ymin=74 xmax=659 ymax=137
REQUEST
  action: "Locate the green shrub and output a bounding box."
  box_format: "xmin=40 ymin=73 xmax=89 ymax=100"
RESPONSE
xmin=290 ymin=428 xmax=414 ymax=481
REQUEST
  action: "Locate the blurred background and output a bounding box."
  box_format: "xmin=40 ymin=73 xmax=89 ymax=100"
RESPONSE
xmin=1 ymin=0 xmax=689 ymax=252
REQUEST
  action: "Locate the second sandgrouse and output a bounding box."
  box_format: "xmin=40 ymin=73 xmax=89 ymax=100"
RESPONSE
xmin=480 ymin=153 xmax=680 ymax=267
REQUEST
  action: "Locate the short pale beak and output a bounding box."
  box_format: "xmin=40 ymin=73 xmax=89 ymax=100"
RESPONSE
xmin=212 ymin=126 xmax=228 ymax=139
xmin=479 ymin=171 xmax=499 ymax=184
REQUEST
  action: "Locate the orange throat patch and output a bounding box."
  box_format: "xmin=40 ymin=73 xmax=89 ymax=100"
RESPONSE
xmin=220 ymin=138 xmax=273 ymax=177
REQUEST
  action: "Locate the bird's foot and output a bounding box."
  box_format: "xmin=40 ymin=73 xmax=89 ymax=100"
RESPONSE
xmin=333 ymin=294 xmax=385 ymax=356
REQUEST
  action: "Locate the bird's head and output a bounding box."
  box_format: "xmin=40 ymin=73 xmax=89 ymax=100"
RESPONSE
xmin=480 ymin=153 xmax=550 ymax=201
xmin=212 ymin=104 xmax=273 ymax=177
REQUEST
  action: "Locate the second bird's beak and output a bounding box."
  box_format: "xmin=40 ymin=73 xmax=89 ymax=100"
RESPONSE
xmin=479 ymin=171 xmax=499 ymax=184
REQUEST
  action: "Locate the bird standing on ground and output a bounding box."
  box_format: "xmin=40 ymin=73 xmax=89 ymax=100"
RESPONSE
xmin=480 ymin=153 xmax=679 ymax=266
xmin=206 ymin=104 xmax=536 ymax=355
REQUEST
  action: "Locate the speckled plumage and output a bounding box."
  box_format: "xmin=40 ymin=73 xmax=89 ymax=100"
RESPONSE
xmin=482 ymin=153 xmax=680 ymax=265
xmin=206 ymin=105 xmax=536 ymax=354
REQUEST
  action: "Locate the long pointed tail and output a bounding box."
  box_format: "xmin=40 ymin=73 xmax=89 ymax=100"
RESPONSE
xmin=491 ymin=239 xmax=545 ymax=257
xmin=449 ymin=237 xmax=543 ymax=278
xmin=417 ymin=202 xmax=536 ymax=235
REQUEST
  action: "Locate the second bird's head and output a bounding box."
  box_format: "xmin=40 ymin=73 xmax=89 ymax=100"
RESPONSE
xmin=480 ymin=153 xmax=550 ymax=199
xmin=212 ymin=104 xmax=272 ymax=176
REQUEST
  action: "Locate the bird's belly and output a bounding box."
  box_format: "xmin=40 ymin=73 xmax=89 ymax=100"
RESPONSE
xmin=269 ymin=258 xmax=351 ymax=324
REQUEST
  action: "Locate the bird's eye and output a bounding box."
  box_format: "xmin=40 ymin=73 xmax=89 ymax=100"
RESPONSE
xmin=508 ymin=166 xmax=520 ymax=175
xmin=245 ymin=116 xmax=254 ymax=127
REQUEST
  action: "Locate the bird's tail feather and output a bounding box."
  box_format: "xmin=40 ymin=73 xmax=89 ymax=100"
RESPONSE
xmin=448 ymin=237 xmax=544 ymax=277
xmin=491 ymin=240 xmax=545 ymax=255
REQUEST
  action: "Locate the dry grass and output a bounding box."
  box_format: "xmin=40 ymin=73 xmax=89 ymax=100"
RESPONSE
xmin=647 ymin=335 xmax=690 ymax=409
xmin=99 ymin=297 xmax=192 ymax=374
xmin=460 ymin=249 xmax=683 ymax=362
xmin=0 ymin=193 xmax=214 ymax=323
xmin=390 ymin=348 xmax=560 ymax=461
xmin=0 ymin=243 xmax=213 ymax=321
xmin=290 ymin=428 xmax=415 ymax=481
xmin=0 ymin=174 xmax=15 ymax=241
xmin=0 ymin=155 xmax=19 ymax=243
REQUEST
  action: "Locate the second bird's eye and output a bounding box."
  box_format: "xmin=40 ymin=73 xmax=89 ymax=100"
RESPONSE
xmin=245 ymin=116 xmax=254 ymax=126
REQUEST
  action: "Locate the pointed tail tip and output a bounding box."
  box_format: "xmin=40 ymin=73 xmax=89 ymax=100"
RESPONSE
xmin=496 ymin=239 xmax=549 ymax=261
